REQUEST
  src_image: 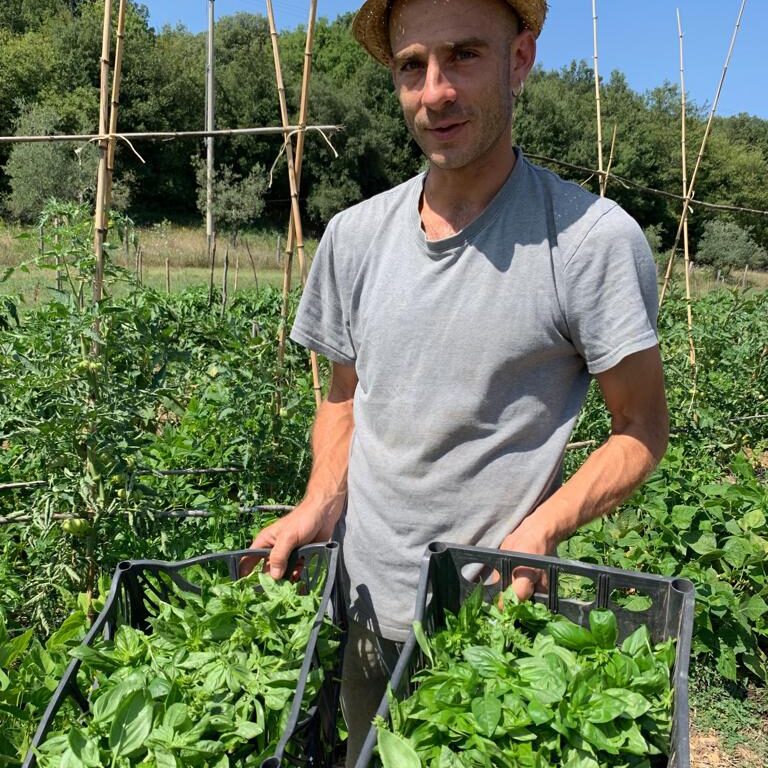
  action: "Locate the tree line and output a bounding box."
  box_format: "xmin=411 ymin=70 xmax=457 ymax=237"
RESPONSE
xmin=1 ymin=0 xmax=767 ymax=268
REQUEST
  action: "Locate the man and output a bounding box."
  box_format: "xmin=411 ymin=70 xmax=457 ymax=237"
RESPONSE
xmin=249 ymin=0 xmax=668 ymax=762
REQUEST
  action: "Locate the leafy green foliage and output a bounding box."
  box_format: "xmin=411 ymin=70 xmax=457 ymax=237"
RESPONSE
xmin=0 ymin=585 xmax=106 ymax=765
xmin=194 ymin=160 xmax=268 ymax=242
xmin=377 ymin=589 xmax=675 ymax=767
xmin=695 ymin=220 xmax=768 ymax=274
xmin=32 ymin=570 xmax=338 ymax=767
xmin=0 ymin=208 xmax=318 ymax=635
xmin=563 ymin=289 xmax=768 ymax=683
xmin=4 ymin=103 xmax=97 ymax=221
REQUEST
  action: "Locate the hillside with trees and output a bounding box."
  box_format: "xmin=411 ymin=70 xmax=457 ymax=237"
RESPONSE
xmin=1 ymin=0 xmax=767 ymax=264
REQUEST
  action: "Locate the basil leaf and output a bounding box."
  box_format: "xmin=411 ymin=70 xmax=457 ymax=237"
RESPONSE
xmin=377 ymin=727 xmax=421 ymax=768
xmin=589 ymin=609 xmax=618 ymax=649
xmin=109 ymin=689 xmax=154 ymax=758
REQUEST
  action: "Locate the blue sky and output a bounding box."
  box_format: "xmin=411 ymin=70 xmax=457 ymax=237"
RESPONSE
xmin=146 ymin=0 xmax=767 ymax=118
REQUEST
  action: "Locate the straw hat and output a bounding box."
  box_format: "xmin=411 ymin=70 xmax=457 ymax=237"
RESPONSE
xmin=352 ymin=0 xmax=548 ymax=66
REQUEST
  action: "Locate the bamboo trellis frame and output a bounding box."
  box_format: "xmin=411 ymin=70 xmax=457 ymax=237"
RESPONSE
xmin=0 ymin=125 xmax=341 ymax=144
xmin=659 ymin=0 xmax=749 ymax=306
xmin=278 ymin=0 xmax=319 ymax=373
xmin=266 ymin=0 xmax=323 ymax=409
xmin=523 ymin=152 xmax=768 ymax=217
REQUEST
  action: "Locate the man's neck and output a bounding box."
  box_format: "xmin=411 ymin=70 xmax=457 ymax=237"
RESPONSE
xmin=420 ymin=142 xmax=517 ymax=241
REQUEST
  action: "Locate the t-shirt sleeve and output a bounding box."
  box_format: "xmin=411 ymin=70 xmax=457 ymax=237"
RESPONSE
xmin=289 ymin=217 xmax=357 ymax=365
xmin=562 ymin=205 xmax=659 ymax=375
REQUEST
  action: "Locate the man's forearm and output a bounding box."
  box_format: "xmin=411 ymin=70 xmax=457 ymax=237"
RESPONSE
xmin=525 ymin=424 xmax=668 ymax=553
xmin=301 ymin=394 xmax=355 ymax=534
xmin=501 ymin=348 xmax=668 ymax=598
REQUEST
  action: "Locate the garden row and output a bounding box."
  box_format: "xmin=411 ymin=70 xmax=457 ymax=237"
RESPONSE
xmin=0 ymin=274 xmax=766 ymax=761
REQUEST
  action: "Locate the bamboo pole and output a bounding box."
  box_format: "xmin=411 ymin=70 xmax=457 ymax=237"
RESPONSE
xmin=266 ymin=0 xmax=322 ymax=408
xmin=604 ymin=124 xmax=617 ymax=196
xmin=92 ymin=0 xmax=113 ymax=306
xmin=0 ymin=125 xmax=341 ymax=144
xmin=105 ymin=0 xmax=127 ymax=208
xmin=592 ymin=0 xmax=606 ymax=197
xmin=266 ymin=0 xmax=306 ymax=281
xmin=677 ymin=10 xmax=696 ymax=368
xmin=284 ymin=0 xmax=318 ymax=283
xmin=659 ymin=0 xmax=748 ymax=305
xmin=277 ymin=0 xmax=318 ymax=370
xmin=84 ymin=0 xmax=117 ymax=619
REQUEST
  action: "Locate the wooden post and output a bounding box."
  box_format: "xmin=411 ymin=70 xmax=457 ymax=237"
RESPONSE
xmin=659 ymin=0 xmax=748 ymax=306
xmin=221 ymin=245 xmax=229 ymax=316
xmin=234 ymin=248 xmax=240 ymax=293
xmin=54 ymin=217 xmax=64 ymax=292
xmin=165 ymin=254 xmax=171 ymax=294
xmin=207 ymin=232 xmax=217 ymax=306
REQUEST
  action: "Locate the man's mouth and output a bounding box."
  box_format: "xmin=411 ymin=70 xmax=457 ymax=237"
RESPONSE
xmin=426 ymin=121 xmax=468 ymax=139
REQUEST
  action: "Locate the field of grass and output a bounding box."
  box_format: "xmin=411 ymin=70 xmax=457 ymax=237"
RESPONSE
xmin=0 ymin=221 xmax=317 ymax=301
xmin=3 ymin=219 xmax=767 ymax=305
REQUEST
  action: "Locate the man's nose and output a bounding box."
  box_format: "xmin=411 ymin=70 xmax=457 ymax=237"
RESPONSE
xmin=421 ymin=56 xmax=457 ymax=111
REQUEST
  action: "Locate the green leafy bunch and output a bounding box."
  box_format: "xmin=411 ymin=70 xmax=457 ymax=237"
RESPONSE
xmin=0 ymin=586 xmax=107 ymax=767
xmin=377 ymin=588 xmax=675 ymax=768
xmin=561 ymin=289 xmax=768 ymax=683
xmin=35 ymin=571 xmax=339 ymax=767
xmin=563 ymin=449 xmax=767 ymax=684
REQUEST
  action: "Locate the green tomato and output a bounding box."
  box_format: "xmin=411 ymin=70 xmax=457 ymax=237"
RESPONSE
xmin=62 ymin=518 xmax=91 ymax=536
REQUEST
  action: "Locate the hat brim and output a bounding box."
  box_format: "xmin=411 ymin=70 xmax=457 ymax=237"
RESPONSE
xmin=352 ymin=0 xmax=547 ymax=66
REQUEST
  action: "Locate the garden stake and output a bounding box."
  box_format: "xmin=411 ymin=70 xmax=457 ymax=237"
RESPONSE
xmin=267 ymin=0 xmax=322 ymax=408
xmin=592 ymin=0 xmax=606 ymax=197
xmin=105 ymin=0 xmax=127 ymax=208
xmin=221 ymin=245 xmax=229 ymax=317
xmin=678 ymin=9 xmax=696 ymax=369
xmin=659 ymin=0 xmax=748 ymax=306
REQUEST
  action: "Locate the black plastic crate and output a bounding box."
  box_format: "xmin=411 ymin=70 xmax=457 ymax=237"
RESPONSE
xmin=23 ymin=543 xmax=345 ymax=768
xmin=357 ymin=541 xmax=695 ymax=768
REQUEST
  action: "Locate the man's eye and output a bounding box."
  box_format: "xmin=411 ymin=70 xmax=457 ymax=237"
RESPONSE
xmin=455 ymin=49 xmax=478 ymax=61
xmin=400 ymin=60 xmax=423 ymax=72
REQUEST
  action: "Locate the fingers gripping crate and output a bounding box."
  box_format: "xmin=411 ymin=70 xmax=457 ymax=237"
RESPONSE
xmin=357 ymin=542 xmax=695 ymax=768
xmin=23 ymin=543 xmax=345 ymax=768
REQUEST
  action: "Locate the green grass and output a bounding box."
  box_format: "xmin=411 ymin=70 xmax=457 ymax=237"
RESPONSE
xmin=690 ymin=669 xmax=768 ymax=766
xmin=0 ymin=221 xmax=317 ymax=305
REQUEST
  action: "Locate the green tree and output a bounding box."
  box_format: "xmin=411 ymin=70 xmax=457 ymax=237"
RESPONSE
xmin=4 ymin=102 xmax=98 ymax=220
xmin=695 ymin=219 xmax=768 ymax=275
xmin=195 ymin=160 xmax=268 ymax=243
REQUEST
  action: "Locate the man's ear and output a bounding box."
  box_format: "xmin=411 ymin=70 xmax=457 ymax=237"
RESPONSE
xmin=509 ymin=29 xmax=536 ymax=90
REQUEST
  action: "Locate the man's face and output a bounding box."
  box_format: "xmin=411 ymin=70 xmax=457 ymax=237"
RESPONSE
xmin=389 ymin=0 xmax=532 ymax=172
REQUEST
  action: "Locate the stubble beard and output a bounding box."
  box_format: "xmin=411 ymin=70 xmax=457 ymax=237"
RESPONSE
xmin=405 ymin=90 xmax=515 ymax=172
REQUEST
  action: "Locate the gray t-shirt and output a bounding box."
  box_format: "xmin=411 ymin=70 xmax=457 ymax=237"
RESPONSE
xmin=290 ymin=151 xmax=659 ymax=641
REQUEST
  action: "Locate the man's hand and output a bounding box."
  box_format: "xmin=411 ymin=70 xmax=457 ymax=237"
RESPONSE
xmin=242 ymin=501 xmax=336 ymax=578
xmin=242 ymin=361 xmax=357 ymax=580
xmin=499 ymin=513 xmax=556 ymax=601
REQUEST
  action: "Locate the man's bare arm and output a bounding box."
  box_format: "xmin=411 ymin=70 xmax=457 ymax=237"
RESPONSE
xmin=245 ymin=361 xmax=358 ymax=578
xmin=502 ymin=346 xmax=669 ymax=597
